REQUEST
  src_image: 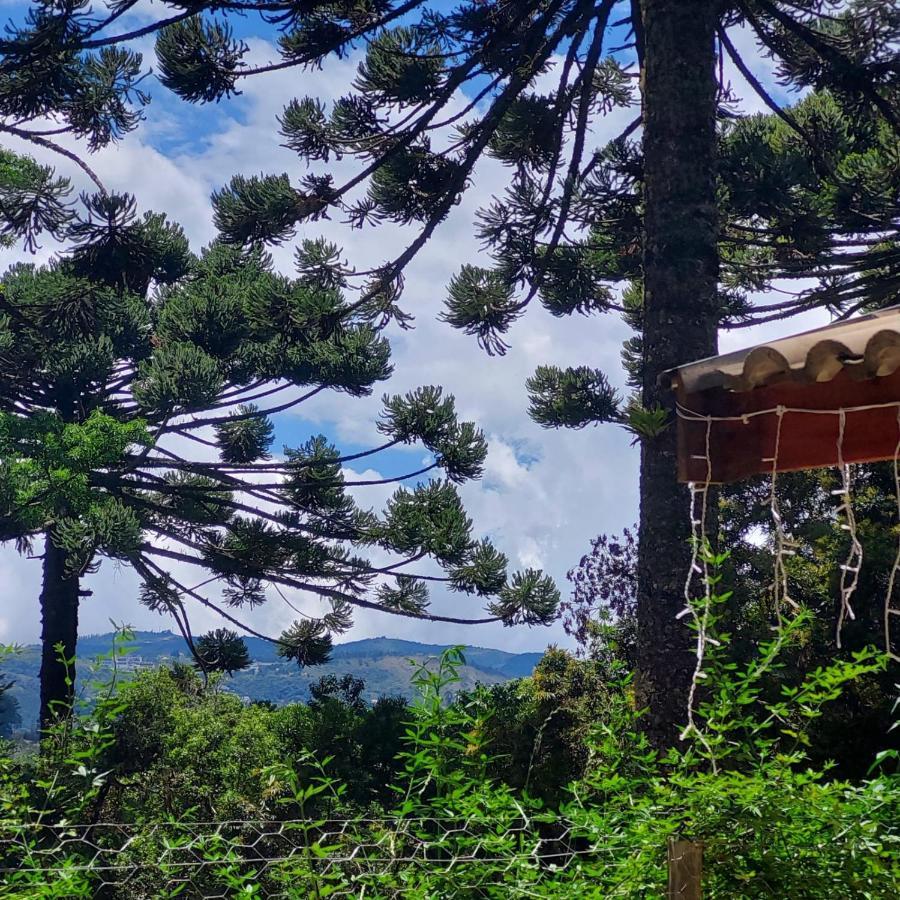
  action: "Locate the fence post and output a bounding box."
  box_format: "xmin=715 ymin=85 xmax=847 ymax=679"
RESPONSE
xmin=667 ymin=837 xmax=702 ymax=899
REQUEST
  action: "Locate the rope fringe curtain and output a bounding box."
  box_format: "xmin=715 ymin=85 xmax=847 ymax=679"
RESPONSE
xmin=886 ymin=407 xmax=900 ymax=662
xmin=677 ymin=400 xmax=900 ymax=663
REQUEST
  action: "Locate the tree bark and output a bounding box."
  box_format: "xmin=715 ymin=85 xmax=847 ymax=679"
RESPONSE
xmin=637 ymin=0 xmax=720 ymax=747
xmin=38 ymin=535 xmax=81 ymax=732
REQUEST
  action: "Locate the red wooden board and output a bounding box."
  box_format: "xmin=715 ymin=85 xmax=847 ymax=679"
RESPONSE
xmin=677 ymin=367 xmax=900 ymax=483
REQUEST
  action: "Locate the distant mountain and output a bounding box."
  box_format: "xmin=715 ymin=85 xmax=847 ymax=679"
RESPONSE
xmin=1 ymin=631 xmax=545 ymax=735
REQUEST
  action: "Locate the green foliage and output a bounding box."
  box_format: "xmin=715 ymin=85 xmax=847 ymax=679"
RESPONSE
xmin=68 ymin=194 xmax=192 ymax=290
xmin=680 ymin=548 xmax=888 ymax=769
xmin=1 ymin=0 xmax=897 ymax=465
xmin=0 ymin=3 xmax=148 ymax=158
xmin=468 ymin=648 xmax=625 ymax=798
xmin=2 ymin=633 xmax=899 ymax=897
xmin=213 ymin=405 xmax=274 ymax=464
xmin=2 ymin=4 xmax=897 ymax=891
xmin=279 ymin=96 xmax=334 ymax=161
xmin=383 ymin=479 xmax=472 ymax=565
xmin=718 ymin=91 xmax=900 ymax=315
xmin=443 ymin=265 xmax=521 ymax=356
xmin=0 ymin=149 xmax=72 ymax=250
xmin=718 ymin=463 xmax=900 ymax=776
xmin=278 ymin=620 xmax=334 ymax=668
xmin=553 ymin=550 xmax=900 ymax=898
xmin=526 ymin=365 xmax=620 ymax=429
xmin=194 ymin=628 xmax=251 ymax=676
xmin=378 ymin=385 xmax=487 ymax=481
xmin=0 ymin=409 xmax=149 ymax=545
xmin=568 ymin=481 xmax=900 ymax=778
xmin=376 ymin=574 xmax=429 ymax=614
xmin=368 ymin=140 xmax=462 ymax=225
xmin=621 ymin=397 xmax=670 ymax=444
xmin=534 ymin=243 xmax=617 ymax=318
xmin=0 ymin=189 xmax=556 ymax=721
xmin=212 ymin=173 xmax=318 ymax=245
xmin=0 ymin=661 xmax=20 ymax=739
xmin=157 ymin=17 xmax=245 ymax=103
xmin=354 ymin=27 xmax=444 ymax=107
xmin=448 ymin=538 xmax=508 ymax=596
xmin=488 ymin=94 xmax=561 ymax=171
xmin=489 ymin=568 xmax=560 ymax=626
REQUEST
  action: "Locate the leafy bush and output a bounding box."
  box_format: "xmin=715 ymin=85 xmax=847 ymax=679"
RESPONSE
xmin=1 ymin=598 xmax=899 ymax=897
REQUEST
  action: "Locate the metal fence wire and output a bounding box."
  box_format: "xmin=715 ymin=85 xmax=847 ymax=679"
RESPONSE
xmin=0 ymin=815 xmax=635 ymax=898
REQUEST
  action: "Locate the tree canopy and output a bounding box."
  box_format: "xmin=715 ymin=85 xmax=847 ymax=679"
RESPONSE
xmin=0 ymin=183 xmax=557 ymax=726
xmin=1 ymin=0 xmax=896 ymax=741
xmin=0 ymin=2 xmax=895 ymax=353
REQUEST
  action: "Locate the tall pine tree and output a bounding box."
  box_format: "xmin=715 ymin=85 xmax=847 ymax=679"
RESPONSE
xmin=0 ymin=184 xmax=557 ymax=729
xmin=1 ymin=0 xmax=896 ymax=740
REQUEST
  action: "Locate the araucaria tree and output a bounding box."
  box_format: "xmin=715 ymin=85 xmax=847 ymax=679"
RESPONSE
xmin=0 ymin=190 xmax=558 ymax=729
xmin=1 ymin=0 xmax=897 ymax=742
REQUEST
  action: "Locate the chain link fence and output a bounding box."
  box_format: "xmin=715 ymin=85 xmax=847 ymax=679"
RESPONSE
xmin=1 ymin=815 xmax=646 ymax=898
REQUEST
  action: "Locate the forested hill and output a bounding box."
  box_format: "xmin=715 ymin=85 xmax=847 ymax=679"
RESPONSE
xmin=2 ymin=632 xmax=545 ymax=734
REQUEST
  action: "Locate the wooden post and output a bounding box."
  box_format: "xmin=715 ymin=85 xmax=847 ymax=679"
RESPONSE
xmin=667 ymin=837 xmax=702 ymax=899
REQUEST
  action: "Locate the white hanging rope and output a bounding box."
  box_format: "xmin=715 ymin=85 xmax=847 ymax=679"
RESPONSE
xmin=884 ymin=407 xmax=900 ymax=662
xmin=681 ymin=415 xmax=712 ymax=623
xmin=677 ymin=399 xmax=900 ymax=658
xmin=765 ymin=406 xmax=799 ymax=623
xmin=679 ymin=416 xmax=718 ymax=763
xmin=675 ymin=394 xmax=900 ymax=770
xmin=835 ymin=409 xmax=862 ymax=649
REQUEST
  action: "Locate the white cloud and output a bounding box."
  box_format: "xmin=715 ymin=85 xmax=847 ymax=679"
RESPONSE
xmin=0 ymin=37 xmax=817 ymax=659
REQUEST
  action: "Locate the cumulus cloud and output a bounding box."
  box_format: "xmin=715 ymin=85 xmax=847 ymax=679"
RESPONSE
xmin=0 ymin=33 xmax=811 ymax=656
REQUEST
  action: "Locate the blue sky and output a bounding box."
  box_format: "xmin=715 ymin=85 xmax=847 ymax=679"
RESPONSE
xmin=0 ymin=2 xmax=827 ymax=653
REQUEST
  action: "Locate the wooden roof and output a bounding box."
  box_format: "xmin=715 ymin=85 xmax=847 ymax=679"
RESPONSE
xmin=667 ymin=307 xmax=900 ymax=484
xmin=663 ymin=305 xmax=900 ymax=395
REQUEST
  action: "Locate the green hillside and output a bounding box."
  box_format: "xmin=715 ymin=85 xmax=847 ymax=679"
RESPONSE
xmin=1 ymin=632 xmax=545 ymax=734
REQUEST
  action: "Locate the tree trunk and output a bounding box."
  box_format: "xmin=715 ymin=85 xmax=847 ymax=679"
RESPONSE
xmin=38 ymin=535 xmax=81 ymax=732
xmin=637 ymin=0 xmax=720 ymax=747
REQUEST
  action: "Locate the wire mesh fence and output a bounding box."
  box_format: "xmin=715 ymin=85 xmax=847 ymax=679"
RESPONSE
xmin=0 ymin=814 xmax=637 ymax=898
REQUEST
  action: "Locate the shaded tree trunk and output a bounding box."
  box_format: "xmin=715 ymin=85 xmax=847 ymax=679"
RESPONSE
xmin=38 ymin=535 xmax=80 ymax=732
xmin=637 ymin=0 xmax=720 ymax=746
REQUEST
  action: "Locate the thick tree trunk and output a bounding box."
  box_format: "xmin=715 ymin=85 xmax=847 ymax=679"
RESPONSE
xmin=38 ymin=535 xmax=80 ymax=732
xmin=637 ymin=0 xmax=720 ymax=746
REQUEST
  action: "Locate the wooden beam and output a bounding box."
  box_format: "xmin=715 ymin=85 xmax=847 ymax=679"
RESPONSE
xmin=677 ymin=367 xmax=900 ymax=483
xmin=667 ymin=837 xmax=703 ymax=899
